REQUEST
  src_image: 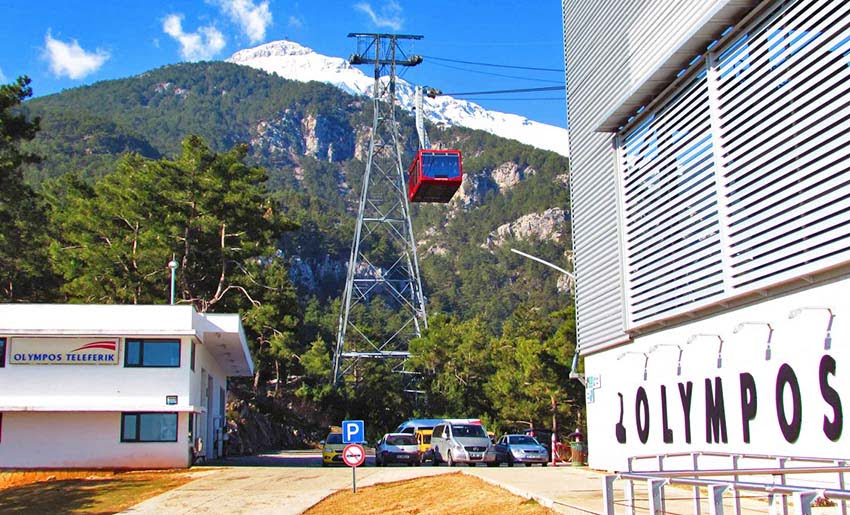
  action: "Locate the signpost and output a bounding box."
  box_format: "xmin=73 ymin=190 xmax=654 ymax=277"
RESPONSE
xmin=342 ymin=443 xmax=366 ymax=493
xmin=342 ymin=420 xmax=366 ymax=492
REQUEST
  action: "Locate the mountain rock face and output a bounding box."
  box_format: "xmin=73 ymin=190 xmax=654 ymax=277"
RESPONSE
xmin=452 ymin=161 xmax=537 ymax=209
xmin=227 ymin=40 xmax=570 ymax=157
xmin=484 ymin=207 xmax=570 ymax=248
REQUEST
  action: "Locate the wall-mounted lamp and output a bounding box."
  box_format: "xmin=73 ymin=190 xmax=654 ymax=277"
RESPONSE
xmin=617 ymin=351 xmax=649 ymax=381
xmin=789 ymin=307 xmax=835 ymax=350
xmin=733 ymin=321 xmax=774 ymax=360
xmin=649 ymin=343 xmax=684 ymax=376
xmin=687 ymin=333 xmax=725 ymax=368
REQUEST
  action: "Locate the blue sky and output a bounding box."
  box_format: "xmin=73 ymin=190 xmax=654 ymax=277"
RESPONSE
xmin=1 ymin=1 xmax=566 ymax=127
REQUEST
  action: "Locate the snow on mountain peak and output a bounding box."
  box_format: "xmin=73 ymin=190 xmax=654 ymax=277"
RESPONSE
xmin=226 ymin=40 xmax=569 ymax=157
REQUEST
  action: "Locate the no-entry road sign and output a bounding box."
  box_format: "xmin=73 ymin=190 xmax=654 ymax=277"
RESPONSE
xmin=342 ymin=443 xmax=366 ymax=467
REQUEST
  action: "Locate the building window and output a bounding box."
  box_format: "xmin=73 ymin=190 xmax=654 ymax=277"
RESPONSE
xmin=616 ymin=0 xmax=850 ymax=327
xmin=0 ymin=338 xmax=5 ymax=368
xmin=124 ymin=339 xmax=180 ymax=368
xmin=190 ymin=341 xmax=196 ymax=372
xmin=121 ymin=413 xmax=178 ymax=442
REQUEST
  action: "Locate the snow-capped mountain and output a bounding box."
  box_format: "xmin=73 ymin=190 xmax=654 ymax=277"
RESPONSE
xmin=227 ymin=40 xmax=569 ymax=157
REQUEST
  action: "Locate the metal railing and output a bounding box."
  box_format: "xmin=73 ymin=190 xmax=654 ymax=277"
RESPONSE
xmin=603 ymin=452 xmax=849 ymax=515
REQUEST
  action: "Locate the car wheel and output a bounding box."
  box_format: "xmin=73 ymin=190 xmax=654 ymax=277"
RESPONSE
xmin=432 ymin=451 xmax=441 ymax=466
xmin=525 ymin=463 xmax=532 ymax=467
xmin=447 ymin=451 xmax=455 ymax=467
xmin=507 ymin=455 xmax=514 ymax=467
xmin=542 ymin=462 xmax=548 ymax=467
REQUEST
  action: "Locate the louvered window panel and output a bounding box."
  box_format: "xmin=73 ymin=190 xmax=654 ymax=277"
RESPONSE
xmin=619 ymin=69 xmax=724 ymax=325
xmin=720 ymin=0 xmax=850 ymax=289
xmin=614 ymin=0 xmax=850 ymax=330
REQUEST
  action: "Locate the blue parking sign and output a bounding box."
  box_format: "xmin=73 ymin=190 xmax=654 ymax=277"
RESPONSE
xmin=342 ymin=420 xmax=365 ymax=444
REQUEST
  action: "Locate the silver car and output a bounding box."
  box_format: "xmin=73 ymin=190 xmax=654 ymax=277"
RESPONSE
xmin=483 ymin=434 xmax=549 ymax=466
xmin=375 ymin=433 xmax=421 ymax=466
xmin=430 ymin=422 xmax=491 ymax=466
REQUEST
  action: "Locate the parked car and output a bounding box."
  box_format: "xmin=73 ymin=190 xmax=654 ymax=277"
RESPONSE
xmin=522 ymin=427 xmax=554 ymax=457
xmin=484 ymin=434 xmax=549 ymax=467
xmin=375 ymin=433 xmax=421 ymax=466
xmin=415 ymin=428 xmax=434 ymax=463
xmin=394 ymin=418 xmax=482 ymax=435
xmin=430 ymin=421 xmax=491 ymax=466
xmin=321 ymin=432 xmax=345 ymax=466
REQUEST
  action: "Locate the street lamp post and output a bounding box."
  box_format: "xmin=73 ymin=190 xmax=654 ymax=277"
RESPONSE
xmin=168 ymin=257 xmax=178 ymax=305
xmin=510 ymin=248 xmax=580 ymax=465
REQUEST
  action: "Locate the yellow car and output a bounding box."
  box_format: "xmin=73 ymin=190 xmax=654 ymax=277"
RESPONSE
xmin=415 ymin=429 xmax=433 ymax=463
xmin=321 ymin=432 xmax=345 ymax=466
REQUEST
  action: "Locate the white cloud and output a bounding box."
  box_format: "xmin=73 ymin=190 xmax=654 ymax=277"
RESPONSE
xmin=354 ymin=1 xmax=403 ymax=31
xmin=42 ymin=32 xmax=110 ymax=80
xmin=0 ymin=67 xmax=6 ymax=84
xmin=215 ymin=0 xmax=272 ymax=44
xmin=287 ymin=15 xmax=303 ymax=30
xmin=163 ymin=14 xmax=226 ymax=61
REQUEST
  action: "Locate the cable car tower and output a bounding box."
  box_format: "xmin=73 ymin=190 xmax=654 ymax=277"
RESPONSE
xmin=333 ymin=33 xmax=428 ymax=387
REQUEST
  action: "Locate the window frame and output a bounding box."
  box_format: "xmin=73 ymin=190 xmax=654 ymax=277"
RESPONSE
xmin=0 ymin=337 xmax=5 ymax=368
xmin=124 ymin=339 xmax=181 ymax=368
xmin=120 ymin=412 xmax=179 ymax=443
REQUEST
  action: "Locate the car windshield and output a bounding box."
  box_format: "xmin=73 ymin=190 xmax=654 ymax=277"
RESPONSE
xmin=509 ymin=436 xmax=537 ymax=445
xmin=451 ymin=424 xmax=487 ymax=438
xmin=387 ymin=435 xmax=417 ymax=446
xmin=326 ymin=433 xmax=343 ymax=444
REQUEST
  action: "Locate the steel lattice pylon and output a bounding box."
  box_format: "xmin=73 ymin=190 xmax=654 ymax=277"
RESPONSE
xmin=333 ymin=33 xmax=427 ymax=388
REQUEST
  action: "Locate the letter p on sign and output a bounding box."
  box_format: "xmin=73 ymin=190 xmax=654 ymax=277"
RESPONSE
xmin=342 ymin=420 xmax=365 ymax=444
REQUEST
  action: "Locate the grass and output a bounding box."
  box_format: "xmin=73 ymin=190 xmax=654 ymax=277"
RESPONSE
xmin=304 ymin=472 xmax=554 ymax=515
xmin=0 ymin=470 xmax=200 ymax=514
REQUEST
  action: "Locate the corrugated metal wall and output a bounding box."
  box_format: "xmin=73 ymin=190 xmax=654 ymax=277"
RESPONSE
xmin=563 ymin=0 xmax=739 ymax=354
xmin=566 ymin=0 xmax=850 ymax=351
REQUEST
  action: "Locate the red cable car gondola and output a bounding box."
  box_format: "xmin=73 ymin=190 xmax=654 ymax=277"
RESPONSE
xmin=407 ymin=149 xmax=463 ymax=203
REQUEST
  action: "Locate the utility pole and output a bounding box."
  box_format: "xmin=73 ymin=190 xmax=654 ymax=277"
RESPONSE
xmin=333 ymin=34 xmax=427 ymax=389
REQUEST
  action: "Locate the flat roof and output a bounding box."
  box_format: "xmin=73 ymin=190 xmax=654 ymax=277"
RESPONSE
xmin=0 ymin=304 xmax=253 ymax=377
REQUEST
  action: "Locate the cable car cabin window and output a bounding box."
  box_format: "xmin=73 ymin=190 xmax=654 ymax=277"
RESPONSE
xmin=421 ymin=152 xmax=461 ymax=179
xmin=408 ymin=149 xmax=463 ymax=203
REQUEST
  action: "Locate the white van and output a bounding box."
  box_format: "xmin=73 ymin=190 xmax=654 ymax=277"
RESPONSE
xmin=430 ymin=421 xmax=491 ymax=466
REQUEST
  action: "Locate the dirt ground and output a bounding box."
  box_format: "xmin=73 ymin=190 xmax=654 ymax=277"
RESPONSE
xmin=0 ymin=470 xmax=201 ymax=514
xmin=304 ymin=472 xmax=555 ymax=515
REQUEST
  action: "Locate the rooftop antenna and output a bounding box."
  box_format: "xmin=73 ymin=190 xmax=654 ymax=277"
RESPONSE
xmin=333 ymin=33 xmax=427 ymax=390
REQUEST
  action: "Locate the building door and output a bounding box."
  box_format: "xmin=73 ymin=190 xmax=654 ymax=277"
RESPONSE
xmin=206 ymin=374 xmax=214 ymax=458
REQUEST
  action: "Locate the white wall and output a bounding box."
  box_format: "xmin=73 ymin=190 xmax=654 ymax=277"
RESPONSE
xmin=585 ymin=278 xmax=849 ymax=471
xmin=0 ymin=412 xmax=190 ymax=469
xmin=0 ymin=337 xmax=194 ymax=412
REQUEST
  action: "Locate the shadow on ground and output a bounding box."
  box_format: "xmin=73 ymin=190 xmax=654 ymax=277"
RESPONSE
xmin=203 ymin=451 xmax=376 ymax=468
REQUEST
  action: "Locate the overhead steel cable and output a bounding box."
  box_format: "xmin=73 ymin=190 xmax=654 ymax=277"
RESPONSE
xmin=422 ymin=55 xmax=564 ymax=72
xmin=440 ymin=86 xmax=565 ymax=96
xmin=460 ymin=97 xmax=565 ymax=101
xmin=426 ymin=60 xmax=564 ymax=84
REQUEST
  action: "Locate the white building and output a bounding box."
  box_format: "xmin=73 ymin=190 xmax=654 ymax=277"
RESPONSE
xmin=0 ymin=304 xmax=253 ymax=469
xmin=564 ymin=0 xmax=850 ymax=471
